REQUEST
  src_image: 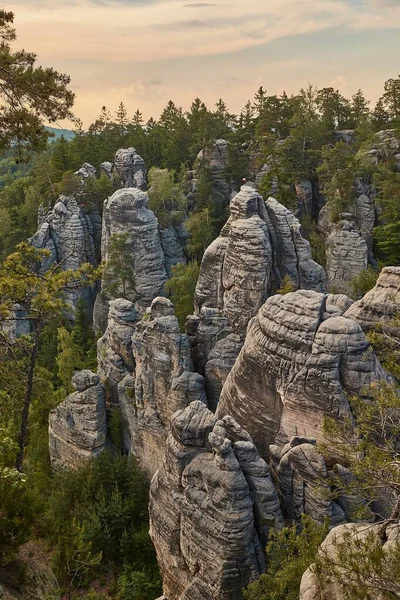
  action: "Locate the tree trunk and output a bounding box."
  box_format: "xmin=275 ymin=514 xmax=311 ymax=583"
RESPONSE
xmin=15 ymin=330 xmax=39 ymax=472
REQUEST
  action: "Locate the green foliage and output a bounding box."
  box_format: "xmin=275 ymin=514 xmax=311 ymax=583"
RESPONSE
xmin=116 ymin=565 xmax=162 ymax=600
xmin=185 ymin=208 xmax=215 ymax=261
xmin=0 ymin=11 xmax=74 ymax=159
xmin=243 ymin=516 xmax=328 ymax=600
xmin=164 ymin=261 xmax=200 ymax=330
xmin=43 ymin=452 xmax=159 ymax=593
xmin=323 ymin=382 xmax=400 ymax=517
xmin=350 ymin=266 xmax=380 ymax=300
xmin=56 ymin=327 xmax=84 ymax=394
xmin=148 ymin=167 xmax=187 ymax=227
xmin=0 ymin=430 xmax=35 ymax=565
xmin=313 ymin=525 xmax=400 ymax=600
xmin=367 ymin=315 xmax=400 ymax=381
xmin=102 ymin=233 xmax=136 ymax=301
xmin=277 ymin=275 xmax=295 ymax=295
xmin=317 ymin=142 xmax=358 ymax=222
xmin=373 ymin=168 xmax=400 ymax=264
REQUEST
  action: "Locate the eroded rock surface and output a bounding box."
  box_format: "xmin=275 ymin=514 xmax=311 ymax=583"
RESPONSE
xmin=120 ymin=298 xmax=207 ymax=478
xmin=149 ymin=401 xmax=282 ymax=600
xmin=93 ymin=187 xmax=168 ymax=330
xmin=113 ymin=147 xmax=147 ymax=190
xmin=345 ymin=266 xmax=400 ymax=333
xmin=300 ymin=522 xmax=400 ymax=600
xmin=97 ymin=298 xmax=139 ymax=404
xmin=217 ymin=290 xmax=390 ymax=460
xmin=191 ymin=186 xmax=326 ymax=402
xmin=30 ymin=191 xmax=100 ymax=319
xmin=194 ymin=139 xmax=232 ymax=205
xmin=48 ymin=371 xmax=106 ymax=469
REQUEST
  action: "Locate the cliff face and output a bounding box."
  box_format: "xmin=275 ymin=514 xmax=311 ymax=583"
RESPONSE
xmin=93 ymin=187 xmax=168 ymax=331
xmin=121 ymin=297 xmax=207 ymax=478
xmin=30 ymin=189 xmax=100 ymax=319
xmin=190 ymin=185 xmax=326 ymax=404
xmin=216 ymin=289 xmax=390 ymax=460
xmin=149 ymin=401 xmax=283 ymax=600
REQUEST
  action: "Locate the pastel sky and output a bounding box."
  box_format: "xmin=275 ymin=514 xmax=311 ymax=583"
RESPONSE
xmin=7 ymin=0 xmax=400 ymax=126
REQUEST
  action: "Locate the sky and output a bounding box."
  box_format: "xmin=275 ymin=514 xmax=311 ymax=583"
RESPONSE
xmin=6 ymin=0 xmax=400 ymax=126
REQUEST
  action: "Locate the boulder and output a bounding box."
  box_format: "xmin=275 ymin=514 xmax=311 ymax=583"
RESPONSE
xmin=113 ymin=147 xmax=147 ymax=190
xmin=48 ymin=370 xmax=106 ymax=469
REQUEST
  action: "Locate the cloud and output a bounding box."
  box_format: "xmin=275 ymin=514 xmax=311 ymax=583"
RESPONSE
xmin=183 ymin=2 xmax=218 ymax=6
xmin=7 ymin=0 xmax=400 ymax=124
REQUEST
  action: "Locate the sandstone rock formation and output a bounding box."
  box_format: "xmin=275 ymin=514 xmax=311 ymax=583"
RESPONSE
xmin=149 ymin=401 xmax=283 ymax=600
xmin=113 ymin=147 xmax=147 ymax=189
xmin=30 ymin=191 xmax=100 ymax=319
xmin=193 ymin=139 xmax=232 ymax=205
xmin=97 ymin=298 xmax=139 ymax=405
xmin=217 ymin=289 xmax=390 ymax=461
xmin=93 ymin=188 xmax=168 ymax=331
xmin=270 ymin=436 xmax=371 ymax=526
xmin=345 ymin=266 xmax=400 ymax=334
xmin=120 ymin=297 xmax=206 ymax=478
xmin=190 ymin=186 xmax=326 ymax=401
xmin=48 ymin=371 xmax=106 ymax=469
xmin=300 ymin=522 xmax=400 ymax=600
xmin=324 ymin=220 xmax=369 ymax=294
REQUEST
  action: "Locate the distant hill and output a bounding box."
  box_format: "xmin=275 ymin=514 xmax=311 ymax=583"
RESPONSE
xmin=45 ymin=126 xmax=75 ymax=141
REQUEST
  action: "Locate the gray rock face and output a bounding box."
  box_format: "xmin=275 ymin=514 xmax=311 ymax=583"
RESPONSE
xmin=113 ymin=147 xmax=147 ymax=190
xmin=345 ymin=266 xmax=400 ymax=333
xmin=122 ymin=297 xmax=207 ymax=478
xmin=192 ymin=186 xmax=326 ymax=403
xmin=159 ymin=225 xmax=186 ymax=277
xmin=270 ymin=436 xmax=370 ymax=526
xmin=48 ymin=371 xmax=106 ymax=469
xmin=318 ymin=184 xmax=376 ymax=294
xmin=94 ymin=188 xmax=168 ymax=329
xmin=97 ymin=299 xmax=139 ymax=404
xmin=149 ymin=401 xmax=283 ymax=600
xmin=29 ymin=193 xmax=100 ymax=319
xmin=295 ymin=179 xmax=313 ymax=216
xmin=217 ymin=290 xmax=390 ymax=461
xmin=194 ymin=139 xmax=232 ymax=205
xmin=300 ymin=522 xmax=400 ymax=600
xmin=325 ymin=221 xmax=368 ymax=294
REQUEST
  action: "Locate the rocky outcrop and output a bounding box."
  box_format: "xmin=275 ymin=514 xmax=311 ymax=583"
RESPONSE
xmin=30 ymin=191 xmax=100 ymax=319
xmin=93 ymin=188 xmax=168 ymax=330
xmin=270 ymin=436 xmax=372 ymax=526
xmin=48 ymin=371 xmax=106 ymax=469
xmin=300 ymin=522 xmax=400 ymax=600
xmin=191 ymin=186 xmax=326 ymax=401
xmin=345 ymin=266 xmax=400 ymax=334
xmin=113 ymin=147 xmax=147 ymax=190
xmin=97 ymin=298 xmax=139 ymax=405
xmin=149 ymin=401 xmax=283 ymax=600
xmin=325 ymin=220 xmax=368 ymax=294
xmin=193 ymin=139 xmax=232 ymax=205
xmin=217 ymin=289 xmax=390 ymax=461
xmin=120 ymin=297 xmax=206 ymax=478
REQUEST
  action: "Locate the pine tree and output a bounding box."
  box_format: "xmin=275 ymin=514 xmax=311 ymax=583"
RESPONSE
xmin=0 ymin=10 xmax=74 ymax=159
